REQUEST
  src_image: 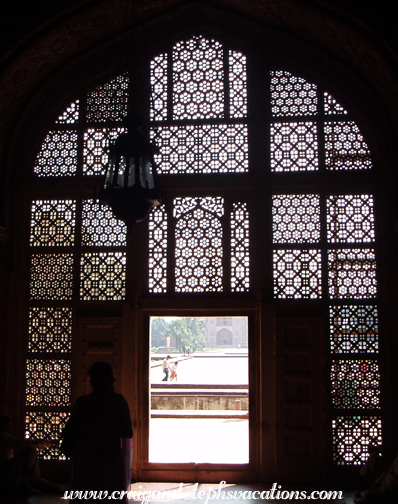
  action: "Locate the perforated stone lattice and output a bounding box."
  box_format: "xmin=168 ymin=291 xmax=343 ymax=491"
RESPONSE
xmin=273 ymin=249 xmax=322 ymax=298
xmin=332 ymin=416 xmax=382 ymax=465
xmin=148 ymin=205 xmax=168 ymax=293
xmin=270 ymin=70 xmax=318 ymax=116
xmin=34 ymin=131 xmax=78 ymax=177
xmin=231 ymin=202 xmax=250 ymax=292
xmin=28 ymin=307 xmax=73 ymax=353
xmin=152 ymin=124 xmax=248 ymax=174
xmin=325 ymin=122 xmax=372 ymax=170
xmin=150 ymin=54 xmax=168 ymax=121
xmin=30 ymin=200 xmax=76 ymax=247
xmin=331 ymin=359 xmax=381 ymax=409
xmin=26 ymin=359 xmax=71 ymax=407
xmin=30 ymin=254 xmax=74 ymax=300
xmin=25 ymin=411 xmax=69 ymax=460
xmin=174 ymin=197 xmax=224 ymax=292
xmin=327 ymin=195 xmax=375 ymax=243
xmin=173 ymin=37 xmax=224 ymax=120
xmin=324 ymin=93 xmax=348 ymax=115
xmin=56 ymin=100 xmax=80 ymax=124
xmin=270 ymin=122 xmax=319 ymax=172
xmin=80 ymin=252 xmax=126 ymax=301
xmin=272 ymin=194 xmax=321 ymax=243
xmin=81 ymin=200 xmax=127 ymax=246
xmin=86 ymin=74 xmax=129 ymax=122
xmin=83 ymin=127 xmax=126 ymax=176
xmin=329 ymin=305 xmax=379 ymax=354
xmin=229 ymin=51 xmax=248 ymax=118
xmin=328 ymin=248 xmax=377 ymax=299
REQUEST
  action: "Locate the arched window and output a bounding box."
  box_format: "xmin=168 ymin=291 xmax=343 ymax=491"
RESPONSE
xmin=26 ymin=34 xmax=381 ymax=468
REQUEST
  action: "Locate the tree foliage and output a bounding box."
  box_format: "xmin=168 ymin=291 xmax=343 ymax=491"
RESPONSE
xmin=164 ymin=317 xmax=208 ymax=353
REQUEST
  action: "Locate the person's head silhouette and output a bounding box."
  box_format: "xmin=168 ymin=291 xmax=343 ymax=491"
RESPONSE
xmin=89 ymin=361 xmax=115 ymax=391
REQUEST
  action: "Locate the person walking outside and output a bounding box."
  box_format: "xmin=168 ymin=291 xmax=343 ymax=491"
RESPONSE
xmin=169 ymin=361 xmax=178 ymax=381
xmin=162 ymin=355 xmax=171 ymax=381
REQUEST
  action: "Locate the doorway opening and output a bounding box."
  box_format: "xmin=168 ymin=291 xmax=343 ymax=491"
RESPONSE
xmin=149 ymin=316 xmax=249 ymax=464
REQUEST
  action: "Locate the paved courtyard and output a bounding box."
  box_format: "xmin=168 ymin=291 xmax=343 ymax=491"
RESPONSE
xmin=150 ymin=353 xmax=249 ymax=463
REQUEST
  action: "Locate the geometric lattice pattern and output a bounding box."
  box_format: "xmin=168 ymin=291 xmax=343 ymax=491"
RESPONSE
xmin=332 ymin=416 xmax=382 ymax=465
xmin=30 ymin=254 xmax=74 ymax=300
xmin=148 ymin=205 xmax=168 ymax=293
xmin=270 ymin=122 xmax=318 ymax=172
xmin=26 ymin=359 xmax=71 ymax=407
xmin=229 ymin=51 xmax=247 ymax=118
xmin=80 ymin=252 xmax=126 ymax=301
xmin=82 ymin=127 xmax=126 ymax=176
xmin=56 ymin=100 xmax=80 ymax=124
xmin=152 ymin=124 xmax=248 ymax=174
xmin=26 ymin=411 xmax=70 ymax=460
xmin=231 ymin=202 xmax=250 ymax=292
xmin=331 ymin=360 xmax=380 ymax=409
xmin=86 ymin=74 xmax=129 ymax=122
xmin=173 ymin=37 xmax=224 ymax=120
xmin=174 ymin=197 xmax=224 ymax=292
xmin=34 ymin=131 xmax=78 ymax=177
xmin=272 ymin=194 xmax=321 ymax=243
xmin=324 ymin=93 xmax=348 ymax=115
xmin=28 ymin=307 xmax=73 ymax=353
xmin=273 ymin=249 xmax=322 ymax=298
xmin=329 ymin=305 xmax=379 ymax=354
xmin=150 ymin=54 xmax=168 ymax=121
xmin=270 ymin=71 xmax=317 ymax=116
xmin=325 ymin=122 xmax=372 ymax=170
xmin=327 ymin=195 xmax=375 ymax=243
xmin=30 ymin=200 xmax=76 ymax=247
xmin=81 ymin=200 xmax=127 ymax=246
xmin=328 ymin=249 xmax=377 ymax=299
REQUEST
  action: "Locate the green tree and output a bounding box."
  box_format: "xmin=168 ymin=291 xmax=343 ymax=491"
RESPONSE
xmin=151 ymin=317 xmax=170 ymax=336
xmin=165 ymin=318 xmax=208 ymax=353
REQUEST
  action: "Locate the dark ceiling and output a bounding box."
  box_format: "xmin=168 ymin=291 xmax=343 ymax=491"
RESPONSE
xmin=1 ymin=1 xmax=397 ymax=71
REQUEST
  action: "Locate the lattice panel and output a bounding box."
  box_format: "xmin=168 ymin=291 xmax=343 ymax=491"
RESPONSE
xmin=174 ymin=197 xmax=224 ymax=292
xmin=327 ymin=195 xmax=375 ymax=243
xmin=324 ymin=93 xmax=348 ymax=115
xmin=83 ymin=127 xmax=126 ymax=176
xmin=270 ymin=122 xmax=318 ymax=172
xmin=149 ymin=205 xmax=168 ymax=293
xmin=29 ymin=307 xmax=72 ymax=353
xmin=328 ymin=249 xmax=377 ymax=299
xmin=270 ymin=71 xmax=317 ymax=117
xmin=231 ymin=202 xmax=250 ymax=292
xmin=86 ymin=74 xmax=129 ymax=122
xmin=325 ymin=122 xmax=372 ymax=170
xmin=80 ymin=252 xmax=126 ymax=300
xmin=81 ymin=200 xmax=127 ymax=246
xmin=332 ymin=416 xmax=382 ymax=465
xmin=26 ymin=359 xmax=71 ymax=407
xmin=56 ymin=100 xmax=80 ymax=124
xmin=26 ymin=411 xmax=69 ymax=460
xmin=150 ymin=53 xmax=168 ymax=121
xmin=273 ymin=249 xmax=322 ymax=298
xmin=30 ymin=200 xmax=76 ymax=247
xmin=173 ymin=37 xmax=224 ymax=119
xmin=151 ymin=124 xmax=248 ymax=174
xmin=30 ymin=254 xmax=74 ymax=300
xmin=329 ymin=305 xmax=379 ymax=354
xmin=229 ymin=51 xmax=248 ymax=118
xmin=331 ymin=360 xmax=380 ymax=409
xmin=272 ymin=194 xmax=321 ymax=243
xmin=34 ymin=131 xmax=78 ymax=177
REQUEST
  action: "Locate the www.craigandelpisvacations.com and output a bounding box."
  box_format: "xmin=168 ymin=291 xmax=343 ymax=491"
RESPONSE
xmin=64 ymin=481 xmax=344 ymax=501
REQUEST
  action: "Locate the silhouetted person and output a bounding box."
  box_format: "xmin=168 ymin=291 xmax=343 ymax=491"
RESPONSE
xmin=0 ymin=415 xmax=60 ymax=497
xmin=61 ymin=362 xmax=133 ymax=503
